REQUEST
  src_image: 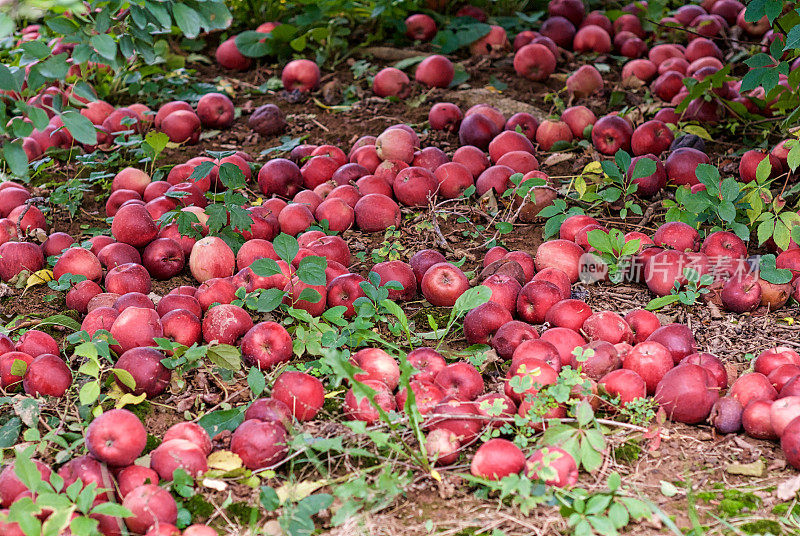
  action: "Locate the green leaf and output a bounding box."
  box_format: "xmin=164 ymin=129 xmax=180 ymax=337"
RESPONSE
xmin=60 ymin=111 xmax=97 ymax=145
xmin=197 ymin=407 xmax=245 ymax=437
xmin=260 ymin=486 xmax=280 ymax=510
xmin=0 ymin=64 xmax=20 ymax=92
xmin=0 ymin=417 xmax=21 ymax=448
xmin=645 ymin=294 xmax=680 ymax=311
xmin=3 ymin=140 xmax=28 ymax=176
xmin=787 ymin=141 xmax=800 ymax=172
xmin=452 ymin=285 xmax=491 ymax=315
xmin=90 ymin=502 xmax=132 ymax=517
xmin=755 ymin=154 xmax=772 ymax=182
xmin=297 ymin=287 xmax=322 ymax=303
xmin=79 ymin=380 xmax=101 ymax=406
xmin=247 ymin=367 xmax=266 ymax=397
xmin=757 ymin=218 xmax=776 ymax=245
xmin=607 ymin=471 xmax=621 ymax=492
xmin=273 ymin=233 xmax=299 ymax=264
xmin=296 ymin=256 xmax=328 ymax=286
xmin=90 ymin=34 xmax=117 ymax=60
xmin=759 ymin=253 xmax=793 ymax=284
xmin=256 ymin=288 xmax=286 ymax=312
xmin=172 ymin=4 xmax=202 ymax=38
xmin=207 ymin=344 xmax=242 ymax=370
xmin=630 ymin=156 xmax=656 ymax=180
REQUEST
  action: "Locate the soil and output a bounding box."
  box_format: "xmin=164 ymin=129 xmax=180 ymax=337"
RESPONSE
xmin=3 ymin=35 xmax=800 ymax=536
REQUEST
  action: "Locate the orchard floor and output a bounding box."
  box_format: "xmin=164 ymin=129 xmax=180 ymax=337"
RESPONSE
xmin=4 ymin=39 xmax=800 ymax=536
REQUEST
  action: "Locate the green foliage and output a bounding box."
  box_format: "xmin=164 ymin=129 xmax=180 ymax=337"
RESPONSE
xmin=587 ymin=228 xmax=641 ymax=284
xmin=230 ymin=0 xmax=413 ymax=66
xmin=557 ymin=473 xmax=654 ymax=536
xmin=646 ymin=268 xmax=714 ymax=311
xmin=0 ymin=0 xmax=231 ymax=171
xmin=5 ymin=446 xmax=131 ymax=536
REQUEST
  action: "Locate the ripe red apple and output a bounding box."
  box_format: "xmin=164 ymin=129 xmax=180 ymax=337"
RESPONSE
xmin=534 ymin=239 xmax=584 ymax=283
xmin=540 ymin=16 xmax=576 ymax=48
xmin=122 ymin=484 xmax=178 ymax=534
xmin=721 ymin=273 xmax=762 ymax=313
xmin=161 ymin=110 xmax=201 ymax=144
xmin=513 ymin=44 xmax=556 ymax=81
xmin=591 ymin=115 xmax=633 ymax=155
xmin=272 ymin=370 xmax=325 ymax=421
xmin=111 ymin=203 xmax=159 ymax=248
xmin=655 ymin=364 xmax=719 ymax=423
xmin=85 ymin=409 xmax=147 ymax=466
xmin=163 ymin=422 xmax=212 ymax=455
xmin=525 ymin=447 xmax=578 ymax=487
xmin=624 ymin=309 xmax=661 ymax=344
xmin=415 ymin=55 xmax=454 ymax=88
xmin=573 ymin=25 xmax=611 ymax=53
xmin=425 ymin=429 xmax=461 ymax=465
xmin=405 ymin=14 xmax=437 ymax=41
xmin=215 ymin=37 xmax=251 ymax=70
xmin=421 ymin=262 xmax=469 ymax=307
xmin=373 ymin=67 xmax=411 ymax=98
xmin=344 ymin=379 xmax=396 ymax=423
xmin=434 ymin=362 xmax=484 ymax=401
xmin=351 ymin=348 xmax=400 ymax=390
xmin=664 ymin=147 xmax=710 ymax=186
xmin=230 ymin=419 xmax=288 ymax=469
xmin=281 ymin=59 xmax=320 ymax=92
xmin=407 ymin=347 xmax=446 ymax=382
xmin=239 ymin=321 xmax=292 ymax=370
xmin=631 ymin=120 xmax=674 ymax=155
xmin=729 ymin=372 xmax=777 ymax=408
xmin=470 ymin=438 xmax=525 ymax=480
xmin=196 ymin=92 xmax=235 ymax=129
xmin=429 ymin=103 xmax=463 ymax=132
xmin=150 ymin=439 xmax=208 ymax=480
xmin=646 ymin=323 xmax=697 ymax=364
xmin=189 ymin=236 xmax=235 ymax=283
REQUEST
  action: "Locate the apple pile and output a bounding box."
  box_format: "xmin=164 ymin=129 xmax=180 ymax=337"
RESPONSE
xmin=0 ymin=409 xmax=216 ymax=536
xmin=552 ymin=214 xmax=800 ymax=310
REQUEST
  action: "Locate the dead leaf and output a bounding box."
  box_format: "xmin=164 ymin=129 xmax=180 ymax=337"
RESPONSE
xmin=544 ymin=153 xmax=572 ymax=167
xmin=621 ymin=75 xmax=646 ymax=89
xmin=725 ymin=459 xmax=765 ymax=477
xmin=776 ymin=474 xmax=800 ymax=501
xmin=201 ymin=478 xmax=228 ymax=492
xmin=276 ymin=480 xmax=327 ymax=504
xmin=207 ymin=450 xmax=243 ymax=472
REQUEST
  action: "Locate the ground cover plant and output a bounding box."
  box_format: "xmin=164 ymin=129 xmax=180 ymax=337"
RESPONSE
xmin=3 ymin=0 xmax=800 ymax=535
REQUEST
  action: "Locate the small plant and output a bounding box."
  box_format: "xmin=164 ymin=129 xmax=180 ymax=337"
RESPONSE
xmin=646 ymin=268 xmax=714 ymax=311
xmin=556 ymin=472 xmax=656 ymax=536
xmin=574 ymin=150 xmax=654 ymax=219
xmin=3 ymin=446 xmax=131 ymax=536
xmin=586 ymin=229 xmax=641 ymax=284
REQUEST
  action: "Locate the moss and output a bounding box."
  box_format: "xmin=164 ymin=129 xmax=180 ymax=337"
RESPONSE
xmin=613 ymin=440 xmax=641 ymax=463
xmin=227 ymin=501 xmax=259 ymax=525
xmin=184 ymin=494 xmax=215 ymax=519
xmin=718 ymin=489 xmax=760 ymax=517
xmin=740 ymin=520 xmax=782 ymax=535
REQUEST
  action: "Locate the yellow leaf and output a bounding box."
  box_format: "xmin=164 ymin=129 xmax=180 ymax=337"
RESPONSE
xmin=683 ymin=125 xmax=712 ymax=140
xmin=324 ymin=389 xmax=343 ymax=399
xmin=25 ymin=269 xmax=53 ymax=290
xmin=583 ymin=161 xmax=603 ymax=175
xmin=114 ymin=392 xmax=147 ymax=409
xmin=782 ymin=317 xmax=795 ymax=325
xmin=430 ymin=469 xmax=441 ymax=482
xmin=276 ymin=479 xmax=327 ymax=504
xmin=207 ymin=450 xmax=243 ymax=472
